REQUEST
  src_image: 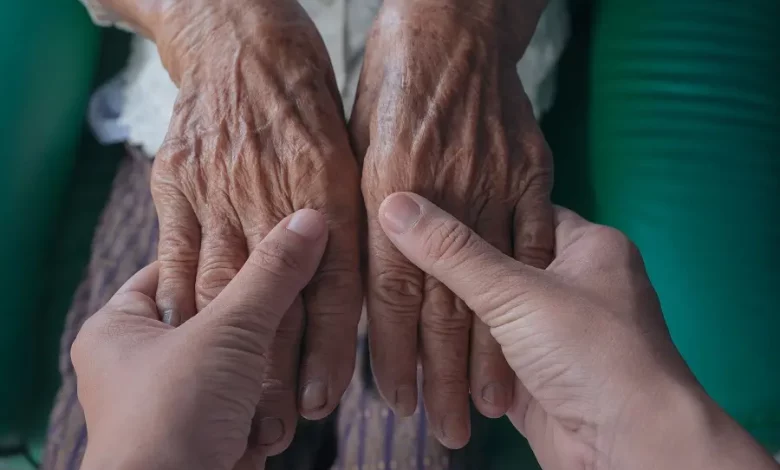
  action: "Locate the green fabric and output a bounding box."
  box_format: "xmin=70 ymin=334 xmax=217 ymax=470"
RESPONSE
xmin=26 ymin=29 xmax=131 ymax=442
xmin=589 ymin=0 xmax=780 ymax=450
xmin=0 ymin=1 xmax=100 ymax=437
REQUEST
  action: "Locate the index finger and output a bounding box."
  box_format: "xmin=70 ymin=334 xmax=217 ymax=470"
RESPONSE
xmin=552 ymin=205 xmax=594 ymax=255
xmin=116 ymin=261 xmax=160 ymax=298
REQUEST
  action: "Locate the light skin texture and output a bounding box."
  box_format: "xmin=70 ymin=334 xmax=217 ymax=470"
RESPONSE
xmin=378 ymin=193 xmax=778 ymax=470
xmin=98 ymin=0 xmax=554 ymax=452
xmin=76 ymin=210 xmax=330 ymax=470
xmin=100 ymin=0 xmax=364 ymax=456
xmin=351 ymin=0 xmax=553 ymax=447
xmin=76 ymin=199 xmax=779 ymax=470
xmin=97 ymin=0 xmax=554 ymax=452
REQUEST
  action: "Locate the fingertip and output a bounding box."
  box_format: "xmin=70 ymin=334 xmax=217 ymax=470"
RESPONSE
xmin=299 ymin=381 xmax=331 ymax=419
xmin=116 ymin=261 xmax=160 ymax=297
xmin=439 ymin=412 xmax=471 ymax=449
xmin=155 ymin=270 xmax=196 ymax=327
xmin=286 ymin=208 xmax=327 ymax=241
xmin=473 ymin=382 xmax=511 ymax=418
xmin=378 ymin=192 xmax=424 ymax=235
xmin=391 ymin=384 xmax=418 ymax=417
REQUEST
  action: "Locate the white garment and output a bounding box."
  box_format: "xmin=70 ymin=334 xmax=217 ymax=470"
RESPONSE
xmin=81 ymin=0 xmax=569 ymax=156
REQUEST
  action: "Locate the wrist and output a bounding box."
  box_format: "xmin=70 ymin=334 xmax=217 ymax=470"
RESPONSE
xmin=379 ymin=0 xmax=545 ymax=61
xmin=81 ymin=442 xmax=195 ymax=470
xmin=606 ymin=378 xmax=777 ymax=470
xmin=96 ymin=0 xmax=168 ymax=38
xmin=151 ymin=0 xmax=314 ymax=85
xmin=80 ymin=419 xmax=210 ymax=470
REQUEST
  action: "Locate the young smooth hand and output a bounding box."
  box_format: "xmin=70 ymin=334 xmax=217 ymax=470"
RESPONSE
xmin=378 ymin=192 xmax=778 ymax=470
xmin=74 ymin=210 xmax=329 ymax=470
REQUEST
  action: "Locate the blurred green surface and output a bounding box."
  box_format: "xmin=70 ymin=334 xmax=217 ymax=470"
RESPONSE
xmin=0 ymin=0 xmax=101 ymax=437
xmin=589 ymin=0 xmax=780 ymax=450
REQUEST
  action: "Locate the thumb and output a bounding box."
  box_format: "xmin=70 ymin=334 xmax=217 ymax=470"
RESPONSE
xmin=378 ymin=192 xmax=548 ymax=327
xmin=198 ymin=209 xmax=328 ymax=350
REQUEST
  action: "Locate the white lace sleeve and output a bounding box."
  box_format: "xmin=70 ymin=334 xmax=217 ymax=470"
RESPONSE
xmin=79 ymin=0 xmax=134 ymax=31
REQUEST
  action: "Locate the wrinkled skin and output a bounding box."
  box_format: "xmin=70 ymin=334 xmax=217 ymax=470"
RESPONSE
xmin=147 ymin=0 xmax=362 ymax=458
xmin=351 ymin=0 xmax=554 ymax=448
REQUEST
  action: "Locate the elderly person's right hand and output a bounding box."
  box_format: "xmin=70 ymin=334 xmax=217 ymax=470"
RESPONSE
xmin=378 ymin=193 xmax=778 ymax=470
xmin=99 ymin=0 xmax=363 ymax=457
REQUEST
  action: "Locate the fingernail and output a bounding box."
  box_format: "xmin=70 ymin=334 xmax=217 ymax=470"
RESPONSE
xmin=301 ymin=381 xmax=328 ymax=412
xmin=481 ymin=383 xmax=507 ymax=408
xmin=393 ymin=385 xmax=417 ymax=416
xmin=442 ymin=413 xmax=470 ymax=447
xmin=256 ymin=417 xmax=285 ymax=446
xmin=287 ymin=209 xmax=325 ymax=239
xmin=381 ymin=193 xmax=422 ymax=234
xmin=160 ymin=308 xmax=175 ymax=326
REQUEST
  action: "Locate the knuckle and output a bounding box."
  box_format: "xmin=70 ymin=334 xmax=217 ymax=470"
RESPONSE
xmin=427 ymin=368 xmax=469 ymax=392
xmin=515 ymin=241 xmax=553 ymax=268
xmin=70 ymin=318 xmax=99 ymax=366
xmin=421 ymin=284 xmax=472 ymax=329
xmin=306 ymin=263 xmax=362 ymax=314
xmin=149 ymin=166 xmax=177 ymax=195
xmin=422 ymin=219 xmax=476 ymax=266
xmin=158 ymin=227 xmax=199 ymax=261
xmin=158 ymin=262 xmax=196 ymax=289
xmin=421 ymin=307 xmax=471 ymax=335
xmin=372 ymin=269 xmax=423 ymax=313
xmin=272 ymin=319 xmax=303 ymax=343
xmin=521 ymin=130 xmax=553 ymax=170
xmin=590 ymin=225 xmax=640 ymax=261
xmin=196 ymin=259 xmax=240 ymax=294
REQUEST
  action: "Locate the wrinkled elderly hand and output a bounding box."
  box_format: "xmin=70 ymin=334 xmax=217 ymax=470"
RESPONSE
xmin=76 ymin=210 xmax=330 ymax=470
xmin=143 ymin=0 xmax=362 ymax=454
xmin=350 ymin=0 xmax=553 ymax=447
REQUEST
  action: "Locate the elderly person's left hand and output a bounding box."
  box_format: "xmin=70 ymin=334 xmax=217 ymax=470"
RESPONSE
xmin=75 ymin=210 xmax=329 ymax=470
xmin=351 ymin=0 xmax=554 ymax=448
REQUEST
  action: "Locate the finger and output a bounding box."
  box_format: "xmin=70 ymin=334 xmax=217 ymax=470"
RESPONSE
xmin=365 ymin=214 xmax=423 ymax=417
xmin=102 ymin=262 xmax=163 ymax=320
xmin=195 ymin=213 xmax=248 ymax=311
xmin=201 ymin=209 xmax=327 ymax=352
xmin=378 ymin=192 xmax=548 ymax=327
xmin=553 ymin=204 xmax=589 ymax=228
xmin=420 ymin=275 xmax=471 ymax=449
xmin=253 ymin=299 xmax=304 ymax=455
xmin=153 ymin=183 xmax=200 ymax=325
xmin=298 ymin=217 xmax=362 ymax=419
xmin=505 ymin=377 xmax=545 ymax=442
xmin=512 ymin=177 xmax=554 ymax=269
xmin=471 ymin=211 xmax=515 ymax=418
xmin=116 ymin=261 xmax=160 ymax=298
xmin=505 ymin=377 xmax=559 ymax=469
xmin=243 ymin=218 xmax=302 ymax=457
xmin=552 ymin=205 xmax=593 ymax=254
